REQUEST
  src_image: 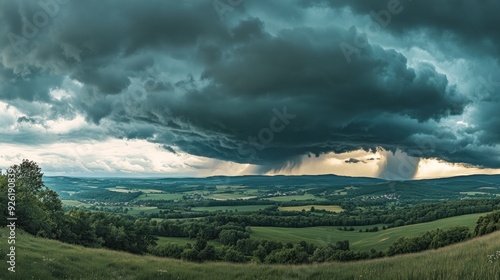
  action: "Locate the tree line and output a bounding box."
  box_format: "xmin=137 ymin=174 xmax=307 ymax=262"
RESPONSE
xmin=0 ymin=160 xmax=155 ymax=254
xmin=198 ymin=198 xmax=500 ymax=228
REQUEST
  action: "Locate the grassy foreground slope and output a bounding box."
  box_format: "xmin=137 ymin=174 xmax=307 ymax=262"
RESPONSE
xmin=1 ymin=228 xmax=499 ymax=280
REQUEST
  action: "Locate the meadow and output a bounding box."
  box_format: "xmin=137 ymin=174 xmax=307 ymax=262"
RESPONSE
xmin=250 ymin=212 xmax=489 ymax=251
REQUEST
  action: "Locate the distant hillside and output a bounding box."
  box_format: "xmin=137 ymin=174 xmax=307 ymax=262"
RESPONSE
xmin=44 ymin=174 xmax=500 ymax=202
xmin=418 ymin=174 xmax=500 ymax=186
xmin=44 ymin=173 xmax=500 ymax=188
xmin=1 ymin=228 xmax=499 ymax=280
xmin=44 ymin=173 xmax=386 ymax=189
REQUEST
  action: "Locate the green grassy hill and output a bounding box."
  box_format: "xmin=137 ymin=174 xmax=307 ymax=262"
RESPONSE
xmin=1 ymin=228 xmax=500 ymax=280
xmin=251 ymin=212 xmax=488 ymax=251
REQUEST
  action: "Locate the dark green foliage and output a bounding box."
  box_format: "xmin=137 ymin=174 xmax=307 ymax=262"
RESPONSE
xmin=252 ymin=245 xmax=268 ymax=262
xmin=311 ymin=242 xmax=370 ymax=262
xmin=335 ymin=240 xmax=350 ymax=251
xmin=1 ymin=160 xmax=65 ymax=238
xmin=474 ymin=210 xmax=500 ymax=236
xmin=219 ymin=229 xmax=250 ymax=246
xmin=387 ymin=226 xmax=470 ymax=256
xmin=223 ymin=249 xmax=247 ymax=263
xmin=265 ymin=245 xmax=310 ymax=264
xmin=0 ymin=160 xmax=156 ymax=255
xmin=194 ymin=238 xmax=208 ymax=251
xmin=60 ymin=210 xmax=157 ymax=254
xmin=75 ymin=189 xmax=142 ymax=202
xmin=199 ymin=244 xmax=217 ymax=261
xmin=149 ymin=243 xmax=185 ymax=259
xmin=236 ymin=238 xmax=260 ymax=255
xmin=181 ymin=248 xmax=200 ymax=262
xmin=205 ymin=198 xmax=500 ymax=228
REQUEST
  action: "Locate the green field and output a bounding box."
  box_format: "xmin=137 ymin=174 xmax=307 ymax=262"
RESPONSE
xmin=134 ymin=193 xmax=185 ymax=201
xmin=278 ymin=205 xmax=344 ymax=212
xmin=106 ymin=187 xmax=141 ymax=193
xmin=124 ymin=206 xmax=160 ymax=214
xmin=98 ymin=206 xmax=160 ymax=215
xmin=266 ymin=194 xmax=323 ymax=202
xmin=61 ymin=200 xmax=91 ymax=207
xmin=107 ymin=187 xmax=162 ymax=193
xmin=205 ymin=192 xmax=257 ymax=200
xmin=156 ymin=236 xmax=193 ymax=246
xmin=1 ymin=227 xmax=499 ymax=279
xmin=181 ymin=189 xmax=259 ymax=201
xmin=156 ymin=236 xmax=222 ymax=247
xmin=251 ymin=212 xmax=489 ymax=251
xmin=333 ymin=191 xmax=348 ymax=195
xmin=191 ymin=205 xmax=270 ymax=212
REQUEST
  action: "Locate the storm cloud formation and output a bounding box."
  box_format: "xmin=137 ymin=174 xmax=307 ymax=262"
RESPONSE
xmin=0 ymin=0 xmax=499 ymax=176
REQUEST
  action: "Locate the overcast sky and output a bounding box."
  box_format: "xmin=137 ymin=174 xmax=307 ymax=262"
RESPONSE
xmin=1 ymin=0 xmax=500 ymax=179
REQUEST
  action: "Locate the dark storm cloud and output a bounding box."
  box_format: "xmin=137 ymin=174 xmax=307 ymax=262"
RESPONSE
xmin=310 ymin=0 xmax=500 ymax=58
xmin=345 ymin=158 xmax=364 ymax=164
xmin=17 ymin=116 xmax=38 ymax=124
xmin=0 ymin=0 xmax=499 ymax=171
xmin=139 ymin=26 xmax=467 ymax=165
xmin=0 ymin=65 xmax=62 ymax=102
xmin=0 ymin=0 xmax=231 ymax=99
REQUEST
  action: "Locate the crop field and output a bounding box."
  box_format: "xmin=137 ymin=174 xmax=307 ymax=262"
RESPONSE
xmin=134 ymin=193 xmax=185 ymax=201
xmin=278 ymin=205 xmax=344 ymax=212
xmin=122 ymin=206 xmax=160 ymax=214
xmin=191 ymin=205 xmax=270 ymax=212
xmin=62 ymin=200 xmax=91 ymax=207
xmin=107 ymin=187 xmax=162 ymax=193
xmin=266 ymin=194 xmax=323 ymax=202
xmin=204 ymin=192 xmax=257 ymax=200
